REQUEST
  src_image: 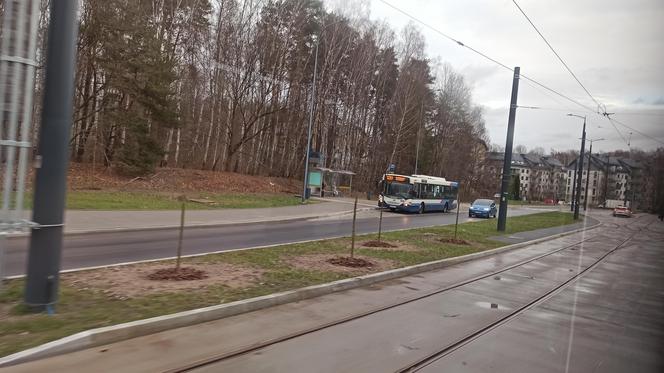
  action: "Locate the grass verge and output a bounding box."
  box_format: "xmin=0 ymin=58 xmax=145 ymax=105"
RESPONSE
xmin=0 ymin=211 xmax=576 ymax=357
xmin=17 ymin=191 xmax=305 ymax=210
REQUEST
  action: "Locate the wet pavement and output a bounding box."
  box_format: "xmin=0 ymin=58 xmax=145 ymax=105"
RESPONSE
xmin=5 ymin=211 xmax=662 ymax=373
xmin=420 ymin=213 xmax=664 ymax=373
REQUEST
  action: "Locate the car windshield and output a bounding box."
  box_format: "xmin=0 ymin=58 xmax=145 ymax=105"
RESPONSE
xmin=473 ymin=199 xmax=493 ymax=206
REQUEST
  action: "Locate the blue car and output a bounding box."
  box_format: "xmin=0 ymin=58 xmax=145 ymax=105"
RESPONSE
xmin=469 ymin=199 xmax=497 ymax=218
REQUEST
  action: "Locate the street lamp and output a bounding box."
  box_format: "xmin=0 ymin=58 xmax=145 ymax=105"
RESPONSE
xmin=567 ymin=114 xmax=586 ymax=220
xmin=301 ymin=36 xmax=319 ymax=203
xmin=302 ymin=20 xmax=346 ymax=203
xmin=582 ymin=137 xmax=605 ymax=210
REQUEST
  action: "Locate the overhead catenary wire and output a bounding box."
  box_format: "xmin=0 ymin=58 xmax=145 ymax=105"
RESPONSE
xmin=511 ymin=0 xmax=604 ymax=110
xmin=377 ymin=0 xmax=663 ymax=147
xmin=609 ymin=117 xmax=664 ymax=145
xmin=510 ymin=0 xmax=631 ymax=147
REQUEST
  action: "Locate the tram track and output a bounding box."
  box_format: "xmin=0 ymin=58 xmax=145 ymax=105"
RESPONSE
xmin=166 ymin=229 xmax=604 ymax=372
xmin=395 ymin=218 xmax=655 ymax=372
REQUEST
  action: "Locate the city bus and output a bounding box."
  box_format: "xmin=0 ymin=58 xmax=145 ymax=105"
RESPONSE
xmin=378 ymin=174 xmax=459 ymax=213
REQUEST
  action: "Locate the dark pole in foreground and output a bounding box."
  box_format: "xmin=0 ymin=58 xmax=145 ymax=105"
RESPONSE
xmin=25 ymin=0 xmax=80 ymax=307
xmin=497 ymin=67 xmax=520 ymax=232
xmin=583 ymin=142 xmax=594 ymax=211
xmin=570 ymin=162 xmax=577 ymax=212
xmin=573 ymin=117 xmax=587 ymax=220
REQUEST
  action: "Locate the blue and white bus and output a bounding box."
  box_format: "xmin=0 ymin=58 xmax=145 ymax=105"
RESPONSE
xmin=378 ymin=174 xmax=459 ymax=213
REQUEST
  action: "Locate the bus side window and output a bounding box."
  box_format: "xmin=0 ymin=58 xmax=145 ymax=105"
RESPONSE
xmin=420 ymin=184 xmax=432 ymax=199
xmin=409 ymin=185 xmax=418 ymax=198
xmin=433 ymin=185 xmax=442 ymax=198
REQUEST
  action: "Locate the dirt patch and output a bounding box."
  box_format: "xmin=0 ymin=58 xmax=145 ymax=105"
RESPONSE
xmin=147 ymin=267 xmax=208 ymax=281
xmin=362 ymin=240 xmax=397 ymax=248
xmin=438 ymin=238 xmax=471 ymax=245
xmin=64 ymin=262 xmax=265 ymax=298
xmin=358 ymin=240 xmax=420 ymax=252
xmin=288 ymin=254 xmax=396 ymax=275
xmin=327 ymin=256 xmax=374 ymax=268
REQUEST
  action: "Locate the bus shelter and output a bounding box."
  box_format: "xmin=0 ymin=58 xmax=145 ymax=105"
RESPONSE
xmin=308 ymin=167 xmax=355 ymax=197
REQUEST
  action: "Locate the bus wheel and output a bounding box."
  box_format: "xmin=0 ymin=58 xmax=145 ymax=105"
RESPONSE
xmin=418 ymin=203 xmax=425 ymax=214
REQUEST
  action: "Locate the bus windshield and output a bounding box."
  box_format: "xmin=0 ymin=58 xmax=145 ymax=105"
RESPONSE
xmin=384 ymin=181 xmax=415 ymax=199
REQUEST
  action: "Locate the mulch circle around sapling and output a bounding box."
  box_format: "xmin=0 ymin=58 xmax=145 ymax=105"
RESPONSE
xmin=147 ymin=267 xmax=209 ymax=281
xmin=361 ymin=240 xmax=398 ymax=248
xmin=438 ymin=238 xmax=470 ymax=245
xmin=327 ymin=256 xmax=375 ymax=268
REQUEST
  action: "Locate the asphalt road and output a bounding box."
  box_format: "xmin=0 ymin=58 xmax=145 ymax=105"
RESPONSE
xmin=4 ymin=207 xmax=545 ymax=277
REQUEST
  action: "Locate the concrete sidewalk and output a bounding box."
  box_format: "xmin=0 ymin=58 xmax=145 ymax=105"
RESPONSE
xmin=11 ymin=199 xmax=373 ymax=235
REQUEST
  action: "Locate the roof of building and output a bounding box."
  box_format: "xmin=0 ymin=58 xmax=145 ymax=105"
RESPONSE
xmin=567 ymin=154 xmax=642 ymax=173
xmin=489 ymin=152 xmax=566 ymax=170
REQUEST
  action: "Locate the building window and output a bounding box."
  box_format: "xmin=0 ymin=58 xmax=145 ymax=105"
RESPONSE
xmin=592 ymin=188 xmax=596 ymax=195
xmin=568 ymin=170 xmax=571 ymax=177
xmin=521 ymin=176 xmax=524 ymax=180
xmin=593 ymin=180 xmax=597 ymax=187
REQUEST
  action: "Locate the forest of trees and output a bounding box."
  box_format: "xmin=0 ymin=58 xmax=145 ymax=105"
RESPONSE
xmin=24 ymin=0 xmax=493 ymax=194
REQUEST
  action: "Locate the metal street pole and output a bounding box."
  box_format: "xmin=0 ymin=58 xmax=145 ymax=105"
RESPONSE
xmin=583 ymin=138 xmax=604 ymax=210
xmin=497 ymin=67 xmax=520 ymax=232
xmin=583 ymin=142 xmax=593 ymax=211
xmin=301 ymin=41 xmax=319 ymax=203
xmin=604 ymin=155 xmax=610 ymax=204
xmin=568 ymin=114 xmax=587 ymax=220
xmin=25 ymin=0 xmax=80 ymax=307
xmin=570 ymin=161 xmax=578 ymax=212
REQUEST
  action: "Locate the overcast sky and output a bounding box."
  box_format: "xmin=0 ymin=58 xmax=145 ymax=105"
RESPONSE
xmin=336 ymin=0 xmax=664 ymax=153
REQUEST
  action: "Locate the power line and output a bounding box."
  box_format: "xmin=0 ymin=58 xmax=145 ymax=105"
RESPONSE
xmin=377 ymin=0 xmax=662 ymax=147
xmin=609 ymin=116 xmax=664 ymax=145
xmin=612 ymin=111 xmax=664 ymax=117
xmin=377 ymin=0 xmax=512 ymax=72
xmin=509 ymin=0 xmax=639 ymax=147
xmin=378 ymin=0 xmax=592 ymax=113
xmin=511 ymin=0 xmax=604 ymax=110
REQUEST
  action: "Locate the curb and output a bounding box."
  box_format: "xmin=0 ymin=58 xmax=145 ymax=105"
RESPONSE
xmin=0 ymin=218 xmax=601 ymax=367
xmin=6 ymin=207 xmax=373 ymax=239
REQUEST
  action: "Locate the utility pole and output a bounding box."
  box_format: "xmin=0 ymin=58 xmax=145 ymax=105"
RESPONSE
xmin=583 ymin=138 xmax=604 ymax=210
xmin=301 ymin=40 xmax=319 ymax=203
xmin=568 ymin=114 xmax=586 ymax=220
xmin=604 ymin=154 xmax=610 ymax=204
xmin=570 ymin=161 xmax=577 ymax=212
xmin=25 ymin=0 xmax=80 ymax=307
xmin=497 ymin=67 xmax=520 ymax=232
